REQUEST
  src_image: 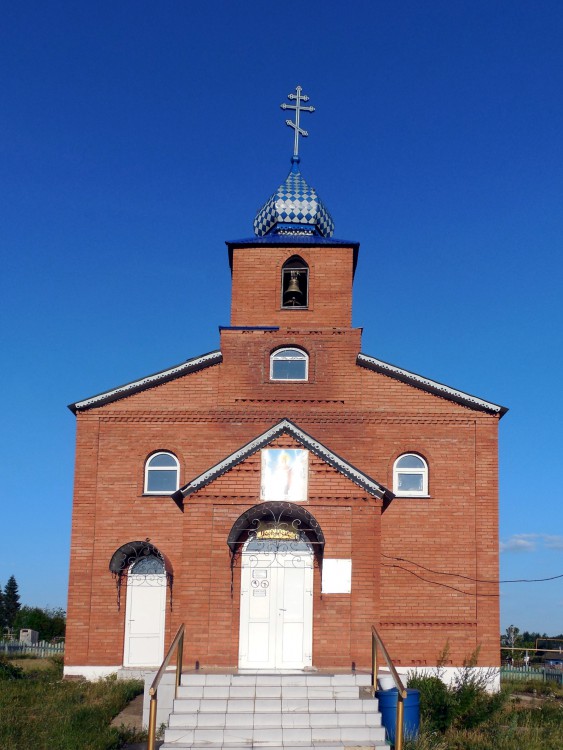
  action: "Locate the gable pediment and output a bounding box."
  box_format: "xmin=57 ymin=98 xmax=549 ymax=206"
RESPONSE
xmin=357 ymin=353 xmax=507 ymax=416
xmin=69 ymin=350 xmax=222 ymax=413
xmin=172 ymin=418 xmax=393 ymax=503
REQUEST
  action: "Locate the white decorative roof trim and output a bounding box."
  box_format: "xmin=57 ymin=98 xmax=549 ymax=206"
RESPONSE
xmin=177 ymin=418 xmax=391 ymax=500
xmin=71 ymin=351 xmax=222 ymax=412
xmin=357 ymin=354 xmax=507 ymax=415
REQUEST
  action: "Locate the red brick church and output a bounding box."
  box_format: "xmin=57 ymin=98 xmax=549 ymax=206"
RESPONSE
xmin=65 ymin=92 xmax=506 ymax=684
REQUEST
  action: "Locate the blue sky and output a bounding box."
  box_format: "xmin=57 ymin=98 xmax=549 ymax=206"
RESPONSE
xmin=2 ymin=1 xmax=562 ymax=635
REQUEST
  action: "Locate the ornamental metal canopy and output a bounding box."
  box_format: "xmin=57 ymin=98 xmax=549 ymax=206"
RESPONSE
xmin=227 ymin=501 xmax=325 ymax=553
xmin=109 ymin=540 xmax=174 ymax=610
xmin=109 ymin=540 xmax=173 ymax=576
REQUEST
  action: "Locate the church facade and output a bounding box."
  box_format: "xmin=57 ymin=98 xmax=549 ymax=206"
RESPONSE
xmin=65 ymin=104 xmax=506 ymax=682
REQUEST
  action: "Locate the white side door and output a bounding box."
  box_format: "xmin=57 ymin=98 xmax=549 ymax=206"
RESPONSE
xmin=123 ymin=573 xmax=166 ymax=667
xmin=239 ymin=543 xmax=313 ymax=670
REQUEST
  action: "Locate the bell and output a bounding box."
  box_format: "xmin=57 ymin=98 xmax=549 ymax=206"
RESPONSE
xmin=284 ymin=271 xmax=303 ymax=306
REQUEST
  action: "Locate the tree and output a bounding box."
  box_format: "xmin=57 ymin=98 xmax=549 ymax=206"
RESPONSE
xmin=502 ymin=624 xmax=521 ymax=649
xmin=0 ymin=585 xmax=5 ymax=630
xmin=12 ymin=607 xmax=66 ymax=642
xmin=4 ymin=576 xmax=21 ymax=629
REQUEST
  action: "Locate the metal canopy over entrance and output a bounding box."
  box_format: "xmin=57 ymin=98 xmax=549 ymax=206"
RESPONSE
xmin=227 ymin=501 xmax=325 ymax=554
xmin=109 ymin=540 xmax=173 ymax=610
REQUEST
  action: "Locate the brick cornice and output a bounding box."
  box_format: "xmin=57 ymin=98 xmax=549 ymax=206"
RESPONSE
xmin=96 ymin=411 xmax=482 ymax=425
xmin=379 ymin=621 xmax=477 ymax=628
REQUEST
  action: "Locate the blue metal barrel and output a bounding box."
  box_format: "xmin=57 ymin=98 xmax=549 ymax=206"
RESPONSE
xmin=375 ymin=688 xmax=420 ymax=744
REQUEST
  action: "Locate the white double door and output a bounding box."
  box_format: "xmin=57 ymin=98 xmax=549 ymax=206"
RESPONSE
xmin=123 ymin=573 xmax=166 ymax=667
xmin=239 ymin=545 xmax=313 ymax=670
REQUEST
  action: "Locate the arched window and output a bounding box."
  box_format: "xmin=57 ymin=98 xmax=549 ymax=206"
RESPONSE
xmin=130 ymin=555 xmax=165 ymax=575
xmin=281 ymin=256 xmax=308 ymax=308
xmin=144 ymin=452 xmax=180 ymax=494
xmin=393 ymin=453 xmax=428 ymax=496
xmin=270 ymin=348 xmax=308 ymax=381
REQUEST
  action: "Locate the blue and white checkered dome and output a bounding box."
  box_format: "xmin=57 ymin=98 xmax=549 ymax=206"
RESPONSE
xmin=253 ymin=157 xmax=335 ymax=238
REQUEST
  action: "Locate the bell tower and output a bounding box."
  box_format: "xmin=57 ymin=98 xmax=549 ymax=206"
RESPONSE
xmin=227 ymin=87 xmax=359 ymax=330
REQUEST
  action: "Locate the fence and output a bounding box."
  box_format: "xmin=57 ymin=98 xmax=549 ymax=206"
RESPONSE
xmin=0 ymin=640 xmax=65 ymax=658
xmin=501 ymin=665 xmax=563 ymax=686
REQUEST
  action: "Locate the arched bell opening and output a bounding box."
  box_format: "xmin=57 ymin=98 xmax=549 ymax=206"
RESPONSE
xmin=281 ymin=256 xmax=309 ymax=308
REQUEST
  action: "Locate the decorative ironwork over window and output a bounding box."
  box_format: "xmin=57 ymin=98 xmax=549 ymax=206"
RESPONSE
xmin=130 ymin=555 xmax=165 ymax=575
xmin=109 ymin=540 xmax=173 ymax=610
xmin=227 ymin=501 xmax=325 ymax=594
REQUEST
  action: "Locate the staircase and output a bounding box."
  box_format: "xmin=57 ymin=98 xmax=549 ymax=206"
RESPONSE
xmin=160 ymin=672 xmax=390 ymax=749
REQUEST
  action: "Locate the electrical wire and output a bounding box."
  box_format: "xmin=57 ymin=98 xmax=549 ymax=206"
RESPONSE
xmin=381 ymin=554 xmax=563 ymax=584
xmin=382 ymin=563 xmax=499 ymax=597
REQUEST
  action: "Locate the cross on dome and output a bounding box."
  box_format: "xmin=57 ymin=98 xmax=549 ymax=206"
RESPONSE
xmin=253 ymin=87 xmax=334 ymax=238
xmin=280 ymin=86 xmax=315 ymax=159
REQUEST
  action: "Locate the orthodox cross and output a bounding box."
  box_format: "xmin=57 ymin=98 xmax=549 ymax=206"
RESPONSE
xmin=280 ymin=86 xmax=315 ymax=158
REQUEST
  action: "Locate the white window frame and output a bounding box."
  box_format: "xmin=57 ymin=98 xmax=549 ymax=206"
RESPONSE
xmin=393 ymin=453 xmax=429 ymax=496
xmin=144 ymin=451 xmax=180 ymax=495
xmin=270 ymin=348 xmax=309 ymax=382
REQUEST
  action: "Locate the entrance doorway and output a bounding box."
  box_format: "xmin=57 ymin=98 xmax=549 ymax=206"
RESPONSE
xmin=123 ymin=555 xmax=166 ymax=667
xmin=238 ymin=536 xmax=313 ymax=670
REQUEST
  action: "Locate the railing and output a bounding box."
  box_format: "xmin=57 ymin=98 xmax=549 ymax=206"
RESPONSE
xmin=147 ymin=624 xmax=185 ymax=750
xmin=371 ymin=625 xmax=408 ymax=750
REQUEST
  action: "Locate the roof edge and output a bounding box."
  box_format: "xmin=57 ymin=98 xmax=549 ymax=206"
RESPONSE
xmin=173 ymin=417 xmax=393 ymax=502
xmin=227 ymin=237 xmax=360 ymax=275
xmin=357 ymin=353 xmax=508 ymax=416
xmin=69 ymin=350 xmax=223 ymax=414
xmin=226 ymin=237 xmax=359 ymax=248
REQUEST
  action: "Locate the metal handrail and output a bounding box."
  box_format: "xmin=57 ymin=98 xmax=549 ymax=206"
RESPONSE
xmin=147 ymin=624 xmax=185 ymax=750
xmin=371 ymin=625 xmax=407 ymax=750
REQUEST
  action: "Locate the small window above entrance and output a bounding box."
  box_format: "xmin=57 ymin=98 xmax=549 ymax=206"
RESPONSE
xmin=130 ymin=555 xmax=165 ymax=575
xmin=246 ymin=534 xmax=313 ymax=553
xmin=270 ymin=348 xmax=308 ymax=381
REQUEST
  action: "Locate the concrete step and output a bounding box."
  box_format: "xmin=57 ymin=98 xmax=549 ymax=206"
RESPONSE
xmin=161 ymin=744 xmax=390 ymax=750
xmin=159 ymin=672 xmax=390 ymax=750
xmin=168 ymin=711 xmax=382 ymax=729
xmin=172 ymin=697 xmax=378 ymax=714
xmin=163 ymin=725 xmax=387 ymax=745
xmin=179 ymin=674 xmax=371 ymax=687
xmin=176 ymin=685 xmax=361 ymax=700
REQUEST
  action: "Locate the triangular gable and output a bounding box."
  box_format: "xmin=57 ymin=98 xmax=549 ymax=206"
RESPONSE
xmin=357 ymin=353 xmax=508 ymax=416
xmin=172 ymin=418 xmax=393 ymax=503
xmin=69 ymin=350 xmax=222 ymax=413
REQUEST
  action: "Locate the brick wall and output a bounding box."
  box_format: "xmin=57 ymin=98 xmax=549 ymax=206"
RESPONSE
xmin=65 ymin=239 xmax=501 ymax=672
xmin=230 ymin=246 xmax=354 ymax=328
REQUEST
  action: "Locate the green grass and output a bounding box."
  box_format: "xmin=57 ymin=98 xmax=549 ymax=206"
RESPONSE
xmin=0 ymin=656 xmax=144 ymax=750
xmin=502 ymin=677 xmax=563 ymax=697
xmin=406 ymin=691 xmax=563 ymax=750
